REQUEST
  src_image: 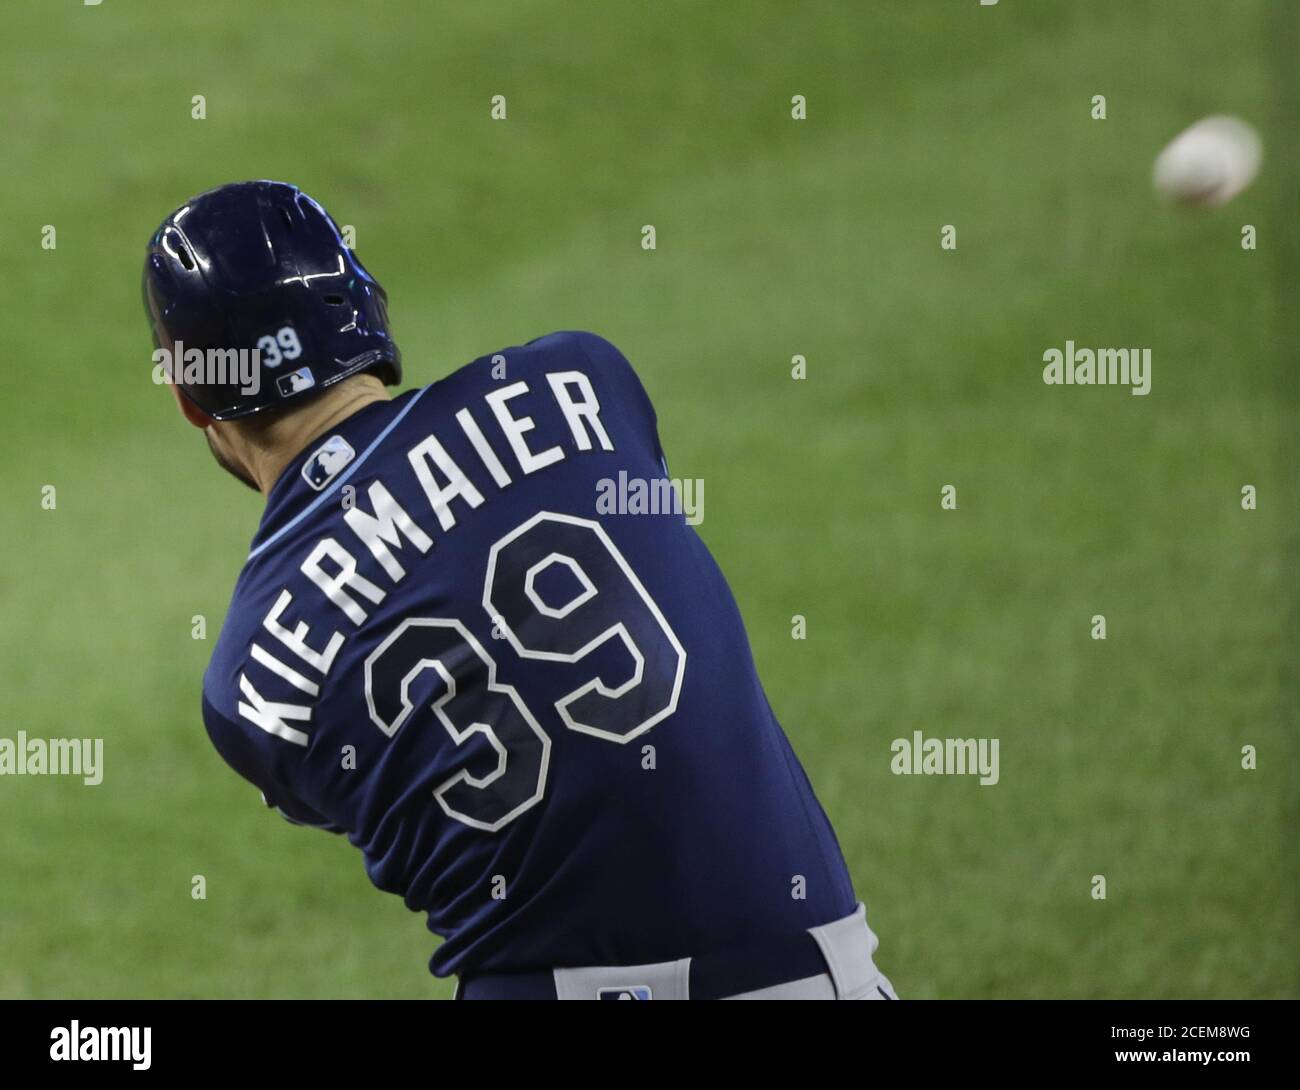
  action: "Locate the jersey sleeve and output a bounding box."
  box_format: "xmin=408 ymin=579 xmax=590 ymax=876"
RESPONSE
xmin=571 ymin=331 xmax=670 ymax=473
xmin=201 ymin=693 xmax=344 ymax=833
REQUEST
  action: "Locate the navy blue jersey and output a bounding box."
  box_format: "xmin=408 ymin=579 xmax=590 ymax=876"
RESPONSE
xmin=202 ymin=331 xmax=856 ymax=976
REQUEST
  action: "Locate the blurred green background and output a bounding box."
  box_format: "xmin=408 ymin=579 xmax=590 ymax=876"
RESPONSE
xmin=0 ymin=0 xmax=1295 ymax=998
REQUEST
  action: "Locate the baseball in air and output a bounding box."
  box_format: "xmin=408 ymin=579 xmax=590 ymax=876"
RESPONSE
xmin=1152 ymin=115 xmax=1262 ymax=208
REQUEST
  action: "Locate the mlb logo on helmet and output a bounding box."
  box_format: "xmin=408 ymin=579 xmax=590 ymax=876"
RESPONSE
xmin=301 ymin=435 xmax=356 ymax=491
xmin=277 ymin=367 xmax=315 ymax=397
xmin=597 ymin=986 xmax=653 ymax=1000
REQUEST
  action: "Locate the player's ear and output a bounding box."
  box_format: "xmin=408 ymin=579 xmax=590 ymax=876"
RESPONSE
xmin=171 ymin=381 xmax=215 ymax=429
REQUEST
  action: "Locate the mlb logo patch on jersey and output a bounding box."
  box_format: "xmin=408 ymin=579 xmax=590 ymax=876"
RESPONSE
xmin=597 ymin=985 xmax=653 ymax=1000
xmin=301 ymin=435 xmax=356 ymax=491
xmin=277 ymin=367 xmax=315 ymax=397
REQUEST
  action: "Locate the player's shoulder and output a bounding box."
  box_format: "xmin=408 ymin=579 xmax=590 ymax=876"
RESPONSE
xmin=421 ymin=331 xmax=639 ymax=408
xmin=424 ymin=331 xmax=648 ymax=419
xmin=527 ymin=329 xmax=630 ymax=360
xmin=483 ymin=330 xmax=637 ymax=376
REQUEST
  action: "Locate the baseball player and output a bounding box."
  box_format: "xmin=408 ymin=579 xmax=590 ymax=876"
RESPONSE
xmin=144 ymin=180 xmax=897 ymax=1000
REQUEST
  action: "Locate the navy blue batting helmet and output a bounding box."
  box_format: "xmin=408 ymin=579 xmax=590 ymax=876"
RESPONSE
xmin=143 ymin=180 xmax=401 ymax=420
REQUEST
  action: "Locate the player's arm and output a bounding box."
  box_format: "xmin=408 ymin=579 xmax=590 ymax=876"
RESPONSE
xmin=201 ymin=694 xmax=345 ymax=834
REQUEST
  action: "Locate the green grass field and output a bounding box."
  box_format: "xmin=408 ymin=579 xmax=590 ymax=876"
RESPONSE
xmin=1 ymin=0 xmax=1295 ymax=998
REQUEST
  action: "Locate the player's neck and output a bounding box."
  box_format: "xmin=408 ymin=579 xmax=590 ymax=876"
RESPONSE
xmin=235 ymin=374 xmax=391 ymax=496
